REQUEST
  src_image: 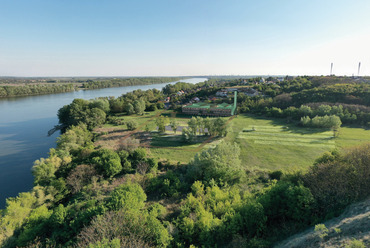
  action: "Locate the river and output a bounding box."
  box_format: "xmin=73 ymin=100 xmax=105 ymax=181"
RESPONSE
xmin=0 ymin=78 xmax=206 ymax=208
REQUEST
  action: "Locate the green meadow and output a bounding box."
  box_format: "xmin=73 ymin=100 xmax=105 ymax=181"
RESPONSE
xmin=99 ymin=112 xmax=370 ymax=171
xmin=227 ymin=114 xmax=370 ymax=171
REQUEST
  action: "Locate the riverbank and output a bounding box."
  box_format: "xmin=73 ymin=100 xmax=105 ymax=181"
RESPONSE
xmin=0 ymin=77 xmax=187 ymax=97
xmin=0 ymin=78 xmax=207 ymax=208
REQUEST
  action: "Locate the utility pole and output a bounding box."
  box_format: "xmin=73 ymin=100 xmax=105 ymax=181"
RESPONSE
xmin=358 ymin=62 xmax=361 ymax=77
xmin=330 ymin=63 xmax=333 ymax=76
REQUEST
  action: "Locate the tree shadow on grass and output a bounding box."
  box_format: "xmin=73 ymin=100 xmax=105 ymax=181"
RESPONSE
xmin=246 ymin=114 xmax=332 ymax=135
xmin=282 ymin=126 xmax=332 ymax=135
xmin=150 ymin=134 xmax=209 ymax=148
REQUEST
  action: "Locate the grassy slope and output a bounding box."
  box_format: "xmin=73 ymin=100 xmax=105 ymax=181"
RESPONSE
xmin=225 ymin=114 xmax=370 ymax=171
xmin=275 ymin=197 xmax=370 ymax=248
xmin=227 ymin=115 xmax=331 ymax=171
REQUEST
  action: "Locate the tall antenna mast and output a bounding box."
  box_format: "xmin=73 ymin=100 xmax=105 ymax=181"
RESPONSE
xmin=358 ymin=62 xmax=361 ymax=76
xmin=330 ymin=62 xmax=333 ymax=75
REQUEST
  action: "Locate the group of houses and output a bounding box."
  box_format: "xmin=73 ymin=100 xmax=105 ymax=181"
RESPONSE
xmin=215 ymin=87 xmax=259 ymax=98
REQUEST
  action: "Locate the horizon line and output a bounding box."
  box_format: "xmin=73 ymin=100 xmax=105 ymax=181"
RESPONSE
xmin=0 ymin=74 xmax=368 ymax=79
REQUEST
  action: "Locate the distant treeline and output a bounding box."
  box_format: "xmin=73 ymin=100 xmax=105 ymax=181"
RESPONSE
xmin=233 ymin=76 xmax=370 ymax=126
xmin=82 ymin=77 xmax=184 ymax=90
xmin=1 ymin=83 xmax=370 ymax=247
xmin=0 ymin=84 xmax=77 ymax=97
xmin=0 ymin=77 xmax=184 ymax=97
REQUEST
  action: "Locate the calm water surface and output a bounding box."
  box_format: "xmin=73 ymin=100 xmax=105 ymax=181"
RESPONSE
xmin=0 ymin=78 xmax=206 ymax=208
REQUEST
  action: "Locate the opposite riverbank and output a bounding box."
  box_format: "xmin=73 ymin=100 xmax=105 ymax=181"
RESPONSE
xmin=0 ymin=77 xmax=187 ymax=97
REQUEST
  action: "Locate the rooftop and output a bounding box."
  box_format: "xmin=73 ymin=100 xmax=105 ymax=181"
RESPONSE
xmin=183 ymin=102 xmax=234 ymax=110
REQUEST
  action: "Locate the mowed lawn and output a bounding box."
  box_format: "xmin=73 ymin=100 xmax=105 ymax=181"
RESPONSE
xmin=227 ymin=114 xmax=370 ymax=171
xmin=98 ymin=112 xmax=370 ymax=170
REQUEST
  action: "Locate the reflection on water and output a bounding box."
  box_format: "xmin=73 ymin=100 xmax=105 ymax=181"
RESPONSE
xmin=0 ymin=78 xmax=206 ymax=208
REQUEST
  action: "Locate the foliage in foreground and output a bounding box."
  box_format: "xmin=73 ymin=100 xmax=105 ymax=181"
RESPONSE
xmin=2 ymin=77 xmax=370 ymax=247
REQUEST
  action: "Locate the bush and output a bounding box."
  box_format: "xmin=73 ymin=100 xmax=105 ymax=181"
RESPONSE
xmin=303 ymin=144 xmax=370 ymax=217
xmin=148 ymin=170 xmax=184 ymax=197
xmin=300 ymin=115 xmax=342 ymax=129
xmin=77 ymin=210 xmax=168 ymax=247
xmin=108 ymin=183 xmax=147 ymax=211
xmin=258 ymin=181 xmax=315 ymax=228
xmin=187 ymin=141 xmax=243 ymax=184
xmin=346 ymin=239 xmax=366 ymax=248
xmin=126 ymin=120 xmax=138 ymax=130
xmin=90 ymin=149 xmax=122 ymax=178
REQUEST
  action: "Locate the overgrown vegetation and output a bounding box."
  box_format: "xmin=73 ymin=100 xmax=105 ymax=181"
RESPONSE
xmin=1 ymin=76 xmax=369 ymax=247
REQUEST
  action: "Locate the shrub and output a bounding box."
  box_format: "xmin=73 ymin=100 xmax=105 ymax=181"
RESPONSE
xmin=346 ymin=239 xmax=366 ymax=248
xmin=108 ymin=183 xmax=147 ymax=211
xmin=90 ymin=149 xmax=122 ymax=178
xmin=303 ymin=144 xmax=370 ymax=217
xmin=187 ymin=141 xmax=243 ymax=184
xmin=258 ymin=181 xmax=315 ymax=228
xmin=126 ymin=120 xmax=138 ymax=130
xmin=77 ymin=210 xmax=170 ymax=247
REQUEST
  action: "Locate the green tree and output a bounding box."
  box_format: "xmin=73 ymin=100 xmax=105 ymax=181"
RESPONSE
xmin=196 ymin=116 xmax=204 ymax=135
xmin=88 ymin=238 xmax=121 ymax=248
xmin=32 ymin=150 xmax=70 ymax=186
xmin=203 ymin=117 xmax=212 ymax=136
xmin=15 ymin=205 xmax=52 ymax=246
xmin=125 ymin=103 xmax=135 ymax=115
xmin=51 ymin=204 xmax=67 ymax=226
xmin=187 ymin=141 xmax=243 ymax=184
xmin=134 ymin=98 xmax=146 ymax=115
xmin=108 ymin=183 xmax=147 ymax=211
xmin=89 ymin=98 xmax=110 ymax=113
xmin=91 ymin=149 xmax=122 ymax=178
xmin=155 ymin=116 xmax=168 ymax=133
xmin=345 ymin=239 xmax=366 ymax=248
xmin=126 ymin=120 xmax=138 ymax=130
xmin=170 ymin=119 xmax=178 ymax=134
xmin=85 ymin=108 xmax=106 ymax=130
xmin=181 ymin=127 xmax=194 ymax=143
xmin=300 ymin=116 xmax=311 ymax=126
xmin=0 ymin=192 xmax=37 ymax=244
xmin=213 ymin=117 xmax=228 ymax=136
xmin=259 ymin=181 xmax=315 ymax=227
xmin=187 ymin=117 xmax=198 ymax=135
xmin=314 ymin=224 xmax=328 ymax=239
xmin=56 ymin=123 xmax=93 ymax=153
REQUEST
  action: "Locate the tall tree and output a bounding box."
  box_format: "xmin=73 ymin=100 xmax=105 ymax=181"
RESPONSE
xmin=187 ymin=117 xmax=198 ymax=136
xmin=134 ymin=98 xmax=146 ymax=115
xmin=125 ymin=103 xmax=135 ymax=115
xmin=196 ymin=116 xmax=204 ymax=135
xmin=170 ymin=119 xmax=178 ymax=134
xmin=187 ymin=141 xmax=243 ymax=184
xmin=155 ymin=116 xmax=168 ymax=133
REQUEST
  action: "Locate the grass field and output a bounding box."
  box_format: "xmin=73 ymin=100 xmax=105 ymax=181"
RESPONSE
xmin=227 ymin=114 xmax=370 ymax=171
xmin=96 ymin=112 xmax=370 ymax=171
xmin=96 ymin=110 xmax=225 ymax=163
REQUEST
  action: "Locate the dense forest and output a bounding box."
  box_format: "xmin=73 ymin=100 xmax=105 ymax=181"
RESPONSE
xmin=0 ymin=76 xmax=369 ymax=247
xmin=0 ymin=77 xmax=184 ymax=97
xmin=0 ymin=84 xmax=78 ymax=98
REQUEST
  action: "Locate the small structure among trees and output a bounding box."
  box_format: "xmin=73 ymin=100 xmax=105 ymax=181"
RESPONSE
xmin=182 ymin=92 xmax=237 ymax=117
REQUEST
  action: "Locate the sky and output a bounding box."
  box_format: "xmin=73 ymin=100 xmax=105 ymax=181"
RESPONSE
xmin=0 ymin=0 xmax=370 ymax=77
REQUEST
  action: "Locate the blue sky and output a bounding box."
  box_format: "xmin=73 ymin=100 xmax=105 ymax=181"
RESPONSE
xmin=1 ymin=0 xmax=369 ymax=76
